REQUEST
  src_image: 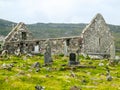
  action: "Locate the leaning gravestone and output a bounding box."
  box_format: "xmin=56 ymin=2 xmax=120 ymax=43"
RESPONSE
xmin=1 ymin=50 xmax=8 ymax=58
xmin=32 ymin=62 xmax=41 ymax=72
xmin=69 ymin=53 xmax=79 ymax=65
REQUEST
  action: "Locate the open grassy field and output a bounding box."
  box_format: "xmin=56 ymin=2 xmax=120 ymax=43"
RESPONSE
xmin=0 ymin=55 xmax=120 ymax=90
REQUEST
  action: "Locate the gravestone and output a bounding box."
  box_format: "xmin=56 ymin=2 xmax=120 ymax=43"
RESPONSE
xmin=44 ymin=51 xmax=51 ymax=65
xmin=106 ymin=75 xmax=112 ymax=81
xmin=34 ymin=45 xmax=39 ymax=54
xmin=63 ymin=41 xmax=68 ymax=56
xmin=36 ymin=68 xmax=40 ymax=72
xmin=32 ymin=62 xmax=40 ymax=68
xmin=110 ymin=44 xmax=115 ymax=61
xmin=70 ymin=53 xmax=76 ymax=62
xmin=1 ymin=50 xmax=8 ymax=59
xmin=35 ymin=85 xmax=45 ymax=90
xmin=69 ymin=53 xmax=80 ymax=65
xmin=47 ymin=41 xmax=52 ymax=62
xmin=44 ymin=40 xmax=53 ymax=65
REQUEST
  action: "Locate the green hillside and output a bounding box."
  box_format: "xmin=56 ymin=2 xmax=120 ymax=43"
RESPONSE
xmin=0 ymin=19 xmax=16 ymax=36
xmin=1 ymin=55 xmax=120 ymax=90
xmin=0 ymin=19 xmax=120 ymax=50
xmin=28 ymin=23 xmax=86 ymax=39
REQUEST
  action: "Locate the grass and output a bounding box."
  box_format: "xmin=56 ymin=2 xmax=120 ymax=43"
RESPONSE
xmin=0 ymin=55 xmax=120 ymax=90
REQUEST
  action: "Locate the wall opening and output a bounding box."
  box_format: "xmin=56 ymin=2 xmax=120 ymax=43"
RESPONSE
xmin=36 ymin=41 xmax=39 ymax=45
xmin=22 ymin=32 xmax=27 ymax=40
xmin=66 ymin=39 xmax=70 ymax=46
xmin=99 ymin=38 xmax=101 ymax=46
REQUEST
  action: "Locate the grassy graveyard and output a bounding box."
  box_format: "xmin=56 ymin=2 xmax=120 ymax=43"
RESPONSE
xmin=0 ymin=55 xmax=120 ymax=90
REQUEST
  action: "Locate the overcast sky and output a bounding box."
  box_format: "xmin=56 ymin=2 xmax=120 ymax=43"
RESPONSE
xmin=0 ymin=0 xmax=120 ymax=25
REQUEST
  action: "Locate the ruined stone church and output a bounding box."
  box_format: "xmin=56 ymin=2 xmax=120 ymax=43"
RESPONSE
xmin=3 ymin=13 xmax=115 ymax=59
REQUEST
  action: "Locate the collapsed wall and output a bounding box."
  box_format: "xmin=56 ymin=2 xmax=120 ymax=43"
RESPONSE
xmin=3 ymin=36 xmax=80 ymax=55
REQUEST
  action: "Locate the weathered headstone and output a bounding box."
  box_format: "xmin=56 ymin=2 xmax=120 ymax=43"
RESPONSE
xmin=44 ymin=40 xmax=53 ymax=65
xmin=1 ymin=50 xmax=8 ymax=58
xmin=47 ymin=45 xmax=52 ymax=62
xmin=44 ymin=51 xmax=51 ymax=65
xmin=110 ymin=44 xmax=115 ymax=60
xmin=98 ymin=61 xmax=104 ymax=66
xmin=36 ymin=68 xmax=40 ymax=72
xmin=32 ymin=62 xmax=40 ymax=68
xmin=35 ymin=85 xmax=44 ymax=90
xmin=34 ymin=45 xmax=40 ymax=54
xmin=63 ymin=41 xmax=68 ymax=56
xmin=70 ymin=71 xmax=76 ymax=77
xmin=106 ymin=75 xmax=112 ymax=81
xmin=1 ymin=63 xmax=14 ymax=71
xmin=70 ymin=53 xmax=76 ymax=61
xmin=69 ymin=53 xmax=79 ymax=65
xmin=23 ymin=56 xmax=27 ymax=60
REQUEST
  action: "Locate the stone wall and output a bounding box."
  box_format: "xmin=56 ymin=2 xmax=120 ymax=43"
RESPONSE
xmin=4 ymin=36 xmax=80 ymax=55
xmin=4 ymin=22 xmax=33 ymax=42
xmin=3 ymin=13 xmax=115 ymax=59
xmin=81 ymin=13 xmax=115 ymax=59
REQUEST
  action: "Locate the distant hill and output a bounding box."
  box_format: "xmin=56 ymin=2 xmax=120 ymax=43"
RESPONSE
xmin=0 ymin=19 xmax=16 ymax=36
xmin=0 ymin=19 xmax=120 ymax=49
xmin=28 ymin=23 xmax=86 ymax=39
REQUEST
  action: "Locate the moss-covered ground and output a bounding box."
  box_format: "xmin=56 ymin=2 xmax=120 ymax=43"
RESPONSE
xmin=0 ymin=55 xmax=120 ymax=90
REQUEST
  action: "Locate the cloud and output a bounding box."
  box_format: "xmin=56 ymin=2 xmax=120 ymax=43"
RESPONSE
xmin=0 ymin=0 xmax=120 ymax=24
